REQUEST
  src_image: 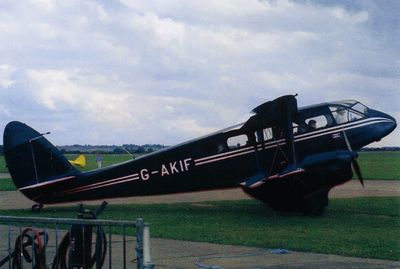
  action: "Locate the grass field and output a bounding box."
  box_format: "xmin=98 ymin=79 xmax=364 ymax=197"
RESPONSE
xmin=0 ymin=151 xmax=398 ymax=192
xmin=1 ymin=151 xmax=399 ymax=179
xmin=0 ymin=197 xmax=398 ymax=260
xmin=0 ymin=178 xmax=16 ymax=191
xmin=357 ymin=151 xmax=400 ymax=180
xmin=65 ymin=154 xmax=134 ymax=172
xmin=0 ymin=156 xmax=5 ymax=174
xmin=0 ymin=152 xmax=398 ymax=260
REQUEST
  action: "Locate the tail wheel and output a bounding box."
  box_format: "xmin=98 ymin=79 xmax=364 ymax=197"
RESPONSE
xmin=31 ymin=203 xmax=43 ymax=212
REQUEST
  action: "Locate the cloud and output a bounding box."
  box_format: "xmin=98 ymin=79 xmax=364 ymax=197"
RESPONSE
xmin=0 ymin=105 xmax=11 ymax=118
xmin=0 ymin=0 xmax=398 ymax=146
xmin=331 ymin=8 xmax=369 ymax=23
xmin=26 ymin=69 xmax=136 ymax=124
xmin=130 ymin=13 xmax=186 ymax=47
xmin=0 ymin=65 xmax=16 ymax=88
xmin=22 ymin=67 xmax=228 ymax=144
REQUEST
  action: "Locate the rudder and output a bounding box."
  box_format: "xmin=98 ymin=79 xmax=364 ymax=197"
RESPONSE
xmin=3 ymin=121 xmax=79 ymax=189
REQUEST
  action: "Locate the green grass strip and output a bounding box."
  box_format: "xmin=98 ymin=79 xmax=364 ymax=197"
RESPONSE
xmin=0 ymin=178 xmax=16 ymax=191
xmin=0 ymin=156 xmax=6 ymax=174
xmin=0 ymin=197 xmax=399 ymax=260
xmin=357 ymin=151 xmax=400 ymax=180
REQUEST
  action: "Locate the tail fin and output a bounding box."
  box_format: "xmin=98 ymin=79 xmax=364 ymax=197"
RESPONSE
xmin=69 ymin=154 xmax=86 ymax=168
xmin=3 ymin=121 xmax=79 ymax=189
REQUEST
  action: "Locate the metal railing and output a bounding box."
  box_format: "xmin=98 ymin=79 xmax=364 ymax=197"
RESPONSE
xmin=0 ymin=216 xmax=154 ymax=269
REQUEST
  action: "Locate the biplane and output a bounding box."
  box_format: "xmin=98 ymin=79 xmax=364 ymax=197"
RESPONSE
xmin=3 ymin=95 xmax=396 ymax=215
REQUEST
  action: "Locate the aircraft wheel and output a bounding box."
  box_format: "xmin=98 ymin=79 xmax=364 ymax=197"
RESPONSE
xmin=302 ymin=190 xmax=329 ymax=216
xmin=31 ymin=203 xmax=43 ymax=212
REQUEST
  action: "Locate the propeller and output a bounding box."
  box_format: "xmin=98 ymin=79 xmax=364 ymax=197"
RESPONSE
xmin=342 ymin=130 xmax=364 ymax=187
xmin=351 ymin=157 xmax=364 ymax=187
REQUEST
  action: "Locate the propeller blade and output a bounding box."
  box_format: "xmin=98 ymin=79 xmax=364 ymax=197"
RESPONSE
xmin=342 ymin=129 xmax=364 ymax=187
xmin=351 ymin=158 xmax=364 ymax=187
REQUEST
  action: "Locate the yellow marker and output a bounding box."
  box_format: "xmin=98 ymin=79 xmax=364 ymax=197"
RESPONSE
xmin=69 ymin=154 xmax=86 ymax=168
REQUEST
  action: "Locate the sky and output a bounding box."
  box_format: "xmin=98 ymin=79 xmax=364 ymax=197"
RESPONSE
xmin=0 ymin=0 xmax=398 ymax=146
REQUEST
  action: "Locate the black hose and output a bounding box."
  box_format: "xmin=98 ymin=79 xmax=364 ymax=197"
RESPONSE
xmin=51 ymin=226 xmax=107 ymax=269
xmin=0 ymin=228 xmax=48 ymax=269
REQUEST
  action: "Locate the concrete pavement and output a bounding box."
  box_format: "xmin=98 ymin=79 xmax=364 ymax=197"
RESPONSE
xmin=0 ymin=225 xmax=398 ymax=269
xmin=0 ymin=180 xmax=399 ymax=268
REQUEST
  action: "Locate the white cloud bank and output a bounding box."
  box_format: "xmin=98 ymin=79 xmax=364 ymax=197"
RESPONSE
xmin=0 ymin=0 xmax=398 ymax=146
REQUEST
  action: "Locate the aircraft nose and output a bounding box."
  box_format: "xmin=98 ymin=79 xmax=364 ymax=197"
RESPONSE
xmin=389 ymin=116 xmax=397 ymax=132
xmin=381 ymin=113 xmax=397 ymax=136
xmin=363 ymin=109 xmax=397 ymax=145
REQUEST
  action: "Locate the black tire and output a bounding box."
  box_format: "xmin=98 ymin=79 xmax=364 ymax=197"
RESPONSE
xmin=302 ymin=189 xmax=329 ymax=216
xmin=31 ymin=203 xmax=43 ymax=212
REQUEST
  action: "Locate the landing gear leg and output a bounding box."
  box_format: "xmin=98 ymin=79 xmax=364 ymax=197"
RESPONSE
xmin=302 ymin=189 xmax=329 ymax=216
xmin=31 ymin=203 xmax=43 ymax=212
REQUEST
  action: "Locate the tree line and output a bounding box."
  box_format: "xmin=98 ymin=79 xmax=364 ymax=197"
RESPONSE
xmin=57 ymin=144 xmax=167 ymax=155
xmin=1 ymin=145 xmax=399 ymax=156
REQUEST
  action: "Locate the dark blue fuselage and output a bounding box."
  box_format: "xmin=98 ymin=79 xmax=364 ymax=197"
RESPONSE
xmin=16 ymin=100 xmax=396 ymax=208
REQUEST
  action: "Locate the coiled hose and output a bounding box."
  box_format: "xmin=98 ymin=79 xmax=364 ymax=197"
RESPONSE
xmin=0 ymin=228 xmax=48 ymax=269
xmin=51 ymin=226 xmax=107 ymax=269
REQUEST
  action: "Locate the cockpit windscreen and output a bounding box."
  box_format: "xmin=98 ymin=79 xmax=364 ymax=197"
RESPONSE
xmin=329 ymin=100 xmax=369 ymax=125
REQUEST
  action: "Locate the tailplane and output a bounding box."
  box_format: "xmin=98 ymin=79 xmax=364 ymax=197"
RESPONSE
xmin=3 ymin=121 xmax=79 ymax=189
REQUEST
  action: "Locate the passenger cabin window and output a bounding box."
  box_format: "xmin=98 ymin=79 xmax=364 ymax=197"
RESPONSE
xmin=305 ymin=115 xmax=328 ymax=130
xmin=292 ymin=123 xmax=300 ymax=134
xmin=227 ymin=134 xmax=248 ymax=149
xmin=255 ymin=128 xmax=273 ymax=143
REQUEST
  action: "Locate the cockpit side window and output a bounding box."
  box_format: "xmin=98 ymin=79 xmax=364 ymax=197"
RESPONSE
xmin=352 ymin=103 xmax=369 ymax=116
xmin=295 ymin=114 xmax=330 ymax=134
xmin=348 ymin=110 xmax=365 ymax=121
xmin=330 ymin=105 xmax=366 ymax=125
xmin=330 ymin=107 xmax=348 ymax=124
xmin=305 ymin=115 xmax=328 ymax=130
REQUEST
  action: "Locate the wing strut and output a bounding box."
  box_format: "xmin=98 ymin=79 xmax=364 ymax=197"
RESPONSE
xmin=268 ymin=95 xmax=304 ymax=178
xmin=242 ymin=95 xmax=305 ymax=179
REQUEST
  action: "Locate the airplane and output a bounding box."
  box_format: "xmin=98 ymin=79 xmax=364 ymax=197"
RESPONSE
xmin=2 ymin=95 xmax=397 ymax=215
